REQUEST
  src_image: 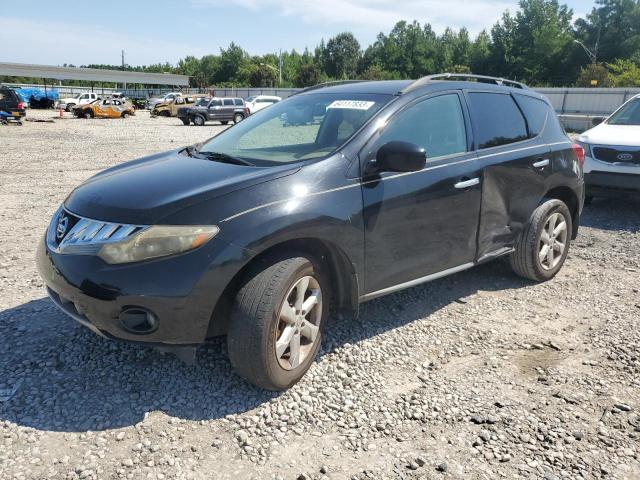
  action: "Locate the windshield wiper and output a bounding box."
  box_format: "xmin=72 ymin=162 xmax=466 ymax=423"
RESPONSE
xmin=196 ymin=151 xmax=254 ymax=166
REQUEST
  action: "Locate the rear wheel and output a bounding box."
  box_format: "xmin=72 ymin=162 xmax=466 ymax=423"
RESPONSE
xmin=193 ymin=115 xmax=205 ymax=126
xmin=227 ymin=255 xmax=328 ymax=390
xmin=221 ymin=121 xmax=229 ymax=125
xmin=83 ymin=111 xmax=93 ymax=119
xmin=65 ymin=103 xmax=75 ymax=112
xmin=510 ymin=199 xmax=572 ymax=282
xmin=233 ymin=113 xmax=244 ymax=124
xmin=121 ymin=112 xmax=128 ymax=118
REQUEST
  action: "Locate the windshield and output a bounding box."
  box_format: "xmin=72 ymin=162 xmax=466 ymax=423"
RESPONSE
xmin=199 ymin=93 xmax=391 ymax=166
xmin=608 ymin=98 xmax=640 ymax=126
xmin=194 ymin=98 xmax=210 ymax=106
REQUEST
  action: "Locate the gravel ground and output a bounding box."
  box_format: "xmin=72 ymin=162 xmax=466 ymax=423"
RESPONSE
xmin=0 ymin=110 xmax=639 ymax=480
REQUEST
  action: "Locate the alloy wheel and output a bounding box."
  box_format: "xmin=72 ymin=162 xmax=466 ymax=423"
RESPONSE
xmin=539 ymin=212 xmax=568 ymax=270
xmin=274 ymin=276 xmax=322 ymax=370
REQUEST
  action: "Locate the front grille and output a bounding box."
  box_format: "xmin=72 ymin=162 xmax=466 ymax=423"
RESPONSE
xmin=47 ymin=208 xmax=147 ymax=255
xmin=592 ymin=146 xmax=640 ymax=165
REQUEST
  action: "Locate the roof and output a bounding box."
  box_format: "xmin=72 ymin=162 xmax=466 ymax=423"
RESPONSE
xmin=303 ymin=78 xmax=541 ymax=97
xmin=0 ymin=62 xmax=189 ymax=86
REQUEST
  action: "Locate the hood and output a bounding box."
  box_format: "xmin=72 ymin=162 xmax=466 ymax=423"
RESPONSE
xmin=579 ymin=123 xmax=640 ymax=147
xmin=64 ymin=149 xmax=299 ymax=225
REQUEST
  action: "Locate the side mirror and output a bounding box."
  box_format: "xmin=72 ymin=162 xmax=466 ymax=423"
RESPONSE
xmin=592 ymin=116 xmax=605 ymax=126
xmin=374 ymin=141 xmax=427 ymax=173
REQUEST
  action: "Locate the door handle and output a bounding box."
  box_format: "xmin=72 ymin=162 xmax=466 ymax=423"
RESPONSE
xmin=454 ymin=178 xmax=480 ymax=189
xmin=533 ymin=159 xmax=550 ymax=168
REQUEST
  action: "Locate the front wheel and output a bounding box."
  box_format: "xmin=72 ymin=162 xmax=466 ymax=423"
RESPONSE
xmin=510 ymin=199 xmax=572 ymax=282
xmin=180 ymin=118 xmax=190 ymax=126
xmin=193 ymin=115 xmax=205 ymax=126
xmin=83 ymin=111 xmax=93 ymax=119
xmin=227 ymin=255 xmax=328 ymax=390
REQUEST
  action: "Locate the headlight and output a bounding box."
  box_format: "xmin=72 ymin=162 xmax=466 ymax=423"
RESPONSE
xmin=575 ymin=140 xmax=591 ymax=157
xmin=98 ymin=225 xmax=219 ymax=264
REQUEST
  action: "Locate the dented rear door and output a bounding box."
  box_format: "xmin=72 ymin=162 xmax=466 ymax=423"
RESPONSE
xmin=464 ymin=90 xmax=552 ymax=259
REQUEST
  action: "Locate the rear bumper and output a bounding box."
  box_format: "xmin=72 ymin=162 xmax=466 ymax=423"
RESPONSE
xmin=585 ymin=171 xmax=640 ymax=196
xmin=36 ymin=233 xmax=250 ymax=345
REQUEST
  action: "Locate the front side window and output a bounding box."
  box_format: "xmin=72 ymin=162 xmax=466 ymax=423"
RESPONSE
xmin=198 ymin=93 xmax=391 ymax=165
xmin=376 ymin=94 xmax=467 ymax=159
xmin=608 ymin=98 xmax=640 ymax=126
xmin=468 ymin=92 xmax=528 ymax=149
xmin=209 ymin=99 xmax=222 ymax=107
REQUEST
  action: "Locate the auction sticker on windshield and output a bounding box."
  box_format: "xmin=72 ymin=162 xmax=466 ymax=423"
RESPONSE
xmin=327 ymin=100 xmax=375 ymax=110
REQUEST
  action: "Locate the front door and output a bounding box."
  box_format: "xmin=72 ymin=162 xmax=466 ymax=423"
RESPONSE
xmin=360 ymin=92 xmax=482 ymax=296
xmin=207 ymin=99 xmax=223 ymax=120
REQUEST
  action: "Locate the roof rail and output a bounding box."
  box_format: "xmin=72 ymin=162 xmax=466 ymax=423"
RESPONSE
xmin=291 ymin=80 xmax=369 ymax=96
xmin=402 ymin=73 xmax=529 ymax=93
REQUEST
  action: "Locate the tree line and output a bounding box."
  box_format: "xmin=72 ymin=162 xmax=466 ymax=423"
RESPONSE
xmin=2 ymin=0 xmax=639 ymax=88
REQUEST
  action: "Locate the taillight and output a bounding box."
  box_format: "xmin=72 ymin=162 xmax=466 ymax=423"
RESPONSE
xmin=571 ymin=143 xmax=585 ymax=167
xmin=17 ymin=102 xmax=24 ymax=110
xmin=244 ymin=107 xmax=249 ymax=115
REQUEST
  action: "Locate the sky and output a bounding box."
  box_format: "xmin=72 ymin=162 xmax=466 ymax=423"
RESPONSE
xmin=1 ymin=0 xmax=593 ymax=67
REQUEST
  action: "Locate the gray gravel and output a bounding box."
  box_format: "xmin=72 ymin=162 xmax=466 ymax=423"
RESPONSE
xmin=1 ymin=110 xmax=639 ymax=479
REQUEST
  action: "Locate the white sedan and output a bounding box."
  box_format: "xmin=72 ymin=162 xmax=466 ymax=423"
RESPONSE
xmin=577 ymin=94 xmax=640 ymax=202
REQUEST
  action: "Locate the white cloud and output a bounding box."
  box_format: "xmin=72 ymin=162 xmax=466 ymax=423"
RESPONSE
xmin=0 ymin=17 xmax=207 ymax=66
xmin=193 ymin=0 xmax=515 ymax=34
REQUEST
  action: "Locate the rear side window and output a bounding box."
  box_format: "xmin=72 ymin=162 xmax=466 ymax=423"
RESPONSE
xmin=377 ymin=94 xmax=467 ymax=159
xmin=514 ymin=94 xmax=549 ymax=137
xmin=234 ymin=99 xmax=244 ymax=106
xmin=468 ymin=93 xmax=528 ymax=149
xmin=223 ymin=99 xmax=234 ymax=106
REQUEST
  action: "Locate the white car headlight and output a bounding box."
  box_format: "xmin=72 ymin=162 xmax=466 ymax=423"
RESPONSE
xmin=98 ymin=225 xmax=219 ymax=264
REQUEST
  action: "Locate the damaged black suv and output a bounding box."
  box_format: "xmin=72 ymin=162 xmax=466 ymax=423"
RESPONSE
xmin=37 ymin=74 xmax=585 ymax=390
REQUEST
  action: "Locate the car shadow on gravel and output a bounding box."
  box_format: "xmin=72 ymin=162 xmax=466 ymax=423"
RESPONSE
xmin=580 ymin=196 xmax=640 ymax=232
xmin=0 ymin=260 xmax=532 ymax=433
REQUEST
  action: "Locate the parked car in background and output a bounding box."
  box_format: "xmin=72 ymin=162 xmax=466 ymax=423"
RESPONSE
xmin=0 ymin=86 xmax=26 ymax=121
xmin=179 ymin=97 xmax=248 ymax=126
xmin=37 ymin=75 xmax=584 ymax=390
xmin=73 ymin=98 xmax=135 ymax=119
xmin=146 ymin=92 xmax=183 ymax=110
xmin=245 ymin=95 xmax=281 ymax=114
xmin=577 ymin=94 xmax=640 ymax=202
xmin=57 ymin=92 xmax=99 ymax=112
xmin=151 ymin=95 xmax=205 ymax=117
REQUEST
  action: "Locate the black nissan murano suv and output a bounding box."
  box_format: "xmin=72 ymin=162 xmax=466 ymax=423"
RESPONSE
xmin=37 ymin=74 xmax=585 ymax=390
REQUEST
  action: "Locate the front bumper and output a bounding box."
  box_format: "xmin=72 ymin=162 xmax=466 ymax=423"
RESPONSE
xmin=37 ymin=233 xmax=250 ymax=345
xmin=585 ymin=171 xmax=640 ymax=196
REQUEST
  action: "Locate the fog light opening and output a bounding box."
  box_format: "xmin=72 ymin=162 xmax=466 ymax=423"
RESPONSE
xmin=119 ymin=307 xmax=158 ymax=334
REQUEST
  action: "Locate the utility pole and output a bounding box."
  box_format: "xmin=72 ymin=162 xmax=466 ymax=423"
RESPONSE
xmin=121 ymin=49 xmax=126 ymax=90
xmin=278 ymin=49 xmax=282 ymax=87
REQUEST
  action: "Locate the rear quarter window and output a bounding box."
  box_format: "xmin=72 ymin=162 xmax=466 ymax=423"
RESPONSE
xmin=234 ymin=99 xmax=244 ymax=106
xmin=514 ymin=94 xmax=550 ymax=138
xmin=468 ymin=92 xmax=528 ymax=149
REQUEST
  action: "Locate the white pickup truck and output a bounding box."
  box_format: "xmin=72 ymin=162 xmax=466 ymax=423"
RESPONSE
xmin=57 ymin=92 xmax=99 ymax=112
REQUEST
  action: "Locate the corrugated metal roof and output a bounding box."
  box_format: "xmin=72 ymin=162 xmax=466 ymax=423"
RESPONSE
xmin=0 ymin=62 xmax=189 ymax=86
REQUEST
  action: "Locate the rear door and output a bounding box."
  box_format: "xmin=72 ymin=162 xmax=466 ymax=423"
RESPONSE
xmin=360 ymin=91 xmax=482 ymax=295
xmin=222 ymin=98 xmax=235 ymax=119
xmin=465 ymin=90 xmax=552 ymax=259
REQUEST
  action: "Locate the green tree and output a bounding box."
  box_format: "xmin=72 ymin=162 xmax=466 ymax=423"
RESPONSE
xmin=576 ymin=63 xmax=613 ymax=87
xmin=248 ymin=64 xmax=278 ymax=87
xmin=295 ymin=63 xmax=322 ymax=87
xmin=469 ymin=30 xmax=492 ymax=74
xmin=324 ymin=32 xmax=361 ymax=79
xmin=216 ymin=42 xmax=248 ymax=84
xmin=608 ymin=58 xmax=640 ymax=86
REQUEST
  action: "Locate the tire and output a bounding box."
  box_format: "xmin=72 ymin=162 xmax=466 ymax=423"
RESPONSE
xmin=161 ymin=110 xmax=171 ymax=117
xmin=193 ymin=115 xmax=205 ymax=126
xmin=233 ymin=113 xmax=244 ymax=124
xmin=181 ymin=118 xmax=190 ymax=126
xmin=83 ymin=111 xmax=93 ymax=119
xmin=221 ymin=121 xmax=229 ymax=125
xmin=227 ymin=255 xmax=329 ymax=390
xmin=510 ymin=199 xmax=572 ymax=282
xmin=65 ymin=104 xmax=75 ymax=112
xmin=121 ymin=112 xmax=128 ymax=119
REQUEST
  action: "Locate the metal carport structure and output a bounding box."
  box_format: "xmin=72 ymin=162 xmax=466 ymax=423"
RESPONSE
xmin=0 ymin=62 xmax=189 ymax=86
